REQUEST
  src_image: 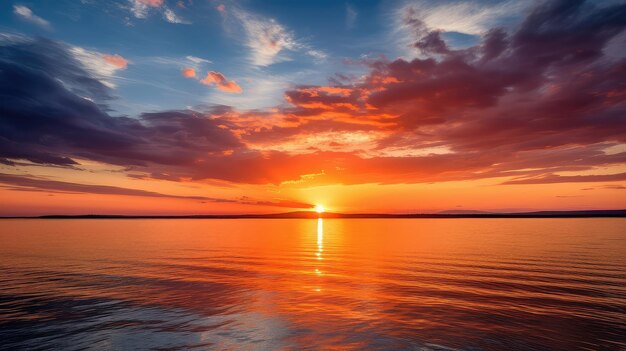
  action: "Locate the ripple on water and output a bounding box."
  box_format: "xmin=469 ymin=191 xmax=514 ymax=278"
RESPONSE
xmin=0 ymin=218 xmax=625 ymax=350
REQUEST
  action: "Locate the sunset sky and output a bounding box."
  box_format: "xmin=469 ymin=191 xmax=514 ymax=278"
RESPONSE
xmin=0 ymin=0 xmax=625 ymax=215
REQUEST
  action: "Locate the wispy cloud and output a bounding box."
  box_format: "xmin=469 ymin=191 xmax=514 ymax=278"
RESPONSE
xmin=397 ymin=0 xmax=529 ymax=35
xmin=232 ymin=9 xmax=297 ymax=66
xmin=504 ymin=173 xmax=626 ymax=185
xmin=129 ymin=0 xmax=163 ymax=19
xmin=128 ymin=0 xmax=189 ymax=24
xmin=227 ymin=7 xmax=326 ymax=66
xmin=70 ymin=47 xmax=130 ymax=88
xmin=13 ymin=5 xmax=50 ymax=28
xmin=391 ymin=0 xmax=531 ymax=57
xmin=0 ymin=173 xmax=313 ymax=209
xmin=186 ymin=55 xmax=211 ymax=65
xmin=150 ymin=55 xmax=211 ymax=70
xmin=582 ymin=184 xmax=626 ymax=191
xmin=163 ymin=7 xmax=190 ymax=24
xmin=206 ymin=69 xmax=316 ymax=109
xmin=346 ymin=4 xmax=358 ymax=29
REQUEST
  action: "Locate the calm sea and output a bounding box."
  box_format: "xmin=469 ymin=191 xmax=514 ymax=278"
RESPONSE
xmin=0 ymin=218 xmax=625 ymax=350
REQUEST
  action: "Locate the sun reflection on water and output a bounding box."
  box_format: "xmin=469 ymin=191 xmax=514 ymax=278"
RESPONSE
xmin=315 ymin=218 xmax=324 ymax=290
xmin=317 ymin=218 xmax=323 ymax=257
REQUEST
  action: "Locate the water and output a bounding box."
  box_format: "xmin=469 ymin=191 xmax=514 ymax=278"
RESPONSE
xmin=0 ymin=218 xmax=625 ymax=351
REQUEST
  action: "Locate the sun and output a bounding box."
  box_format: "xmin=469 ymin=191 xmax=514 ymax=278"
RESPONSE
xmin=315 ymin=205 xmax=325 ymax=214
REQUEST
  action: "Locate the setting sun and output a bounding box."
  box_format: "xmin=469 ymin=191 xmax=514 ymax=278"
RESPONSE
xmin=315 ymin=205 xmax=325 ymax=214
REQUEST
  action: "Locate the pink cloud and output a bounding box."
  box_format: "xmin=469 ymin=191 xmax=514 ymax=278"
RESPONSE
xmin=138 ymin=0 xmax=164 ymax=6
xmin=216 ymin=4 xmax=225 ymax=13
xmin=201 ymin=71 xmax=242 ymax=93
xmin=102 ymin=54 xmax=128 ymax=70
xmin=182 ymin=67 xmax=196 ymax=78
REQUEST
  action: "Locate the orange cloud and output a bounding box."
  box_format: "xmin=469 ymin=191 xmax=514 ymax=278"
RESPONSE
xmin=316 ymin=86 xmax=353 ymax=96
xmin=284 ymin=85 xmax=362 ymax=114
xmin=182 ymin=67 xmax=196 ymax=78
xmin=102 ymin=54 xmax=128 ymax=70
xmin=201 ymin=71 xmax=242 ymax=93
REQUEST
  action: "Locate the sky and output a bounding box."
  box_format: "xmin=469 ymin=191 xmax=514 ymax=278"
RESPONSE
xmin=0 ymin=0 xmax=625 ymax=215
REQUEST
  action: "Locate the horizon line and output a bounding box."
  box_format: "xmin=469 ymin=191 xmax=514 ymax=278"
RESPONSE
xmin=2 ymin=209 xmax=625 ymax=219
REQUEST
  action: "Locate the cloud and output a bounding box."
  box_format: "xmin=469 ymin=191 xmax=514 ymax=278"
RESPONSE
xmin=0 ymin=36 xmax=241 ymax=168
xmin=0 ymin=173 xmax=313 ymax=209
xmin=232 ymin=0 xmax=626 ymax=184
xmin=246 ymin=199 xmax=315 ymax=209
xmin=150 ymin=55 xmax=211 ymax=70
xmin=203 ymin=71 xmax=296 ymax=110
xmin=128 ymin=0 xmax=189 ymax=24
xmin=163 ymin=7 xmax=190 ymax=24
xmin=582 ymin=184 xmax=626 ymax=191
xmin=229 ymin=8 xmax=326 ymax=66
xmin=139 ymin=0 xmax=163 ymax=5
xmin=186 ymin=55 xmax=211 ymax=65
xmin=103 ymin=54 xmax=129 ymax=69
xmin=200 ymin=71 xmax=243 ymax=93
xmin=216 ymin=4 xmax=225 ymax=13
xmin=306 ymin=49 xmax=328 ymax=61
xmin=503 ymin=173 xmax=626 ymax=185
xmin=391 ymin=0 xmax=533 ymax=58
xmin=0 ymin=173 xmax=220 ymax=200
xmin=0 ymin=35 xmax=112 ymax=101
xmin=232 ymin=9 xmax=297 ymax=66
xmin=13 ymin=5 xmax=50 ymax=28
xmin=284 ymin=85 xmax=361 ymax=112
xmin=361 ymin=0 xmax=626 ymax=154
xmin=399 ymin=1 xmax=530 ymax=36
xmin=182 ymin=67 xmax=196 ymax=78
xmin=129 ymin=0 xmax=164 ymax=18
xmin=70 ymin=47 xmax=129 ymax=88
xmin=1 ymin=1 xmax=625 ymax=188
xmin=346 ymin=4 xmax=358 ymax=29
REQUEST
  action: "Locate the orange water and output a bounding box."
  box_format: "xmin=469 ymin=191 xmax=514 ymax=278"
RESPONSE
xmin=1 ymin=218 xmax=625 ymax=350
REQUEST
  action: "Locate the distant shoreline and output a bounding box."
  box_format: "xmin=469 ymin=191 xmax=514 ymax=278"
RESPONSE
xmin=2 ymin=209 xmax=625 ymax=219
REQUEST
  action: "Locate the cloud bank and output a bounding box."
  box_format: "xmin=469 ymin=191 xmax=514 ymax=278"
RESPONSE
xmin=0 ymin=0 xmax=625 ymax=189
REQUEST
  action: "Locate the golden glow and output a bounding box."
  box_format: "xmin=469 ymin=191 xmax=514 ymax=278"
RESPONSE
xmin=315 ymin=205 xmax=325 ymax=213
xmin=1 ymin=160 xmax=625 ymax=216
xmin=317 ymin=218 xmax=323 ymax=255
xmin=315 ymin=218 xmax=324 ymax=288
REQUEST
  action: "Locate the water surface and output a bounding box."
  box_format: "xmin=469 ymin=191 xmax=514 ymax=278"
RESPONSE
xmin=1 ymin=218 xmax=625 ymax=350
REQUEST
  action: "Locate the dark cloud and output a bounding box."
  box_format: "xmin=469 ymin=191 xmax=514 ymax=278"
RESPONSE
xmin=0 ymin=36 xmax=242 ymax=169
xmin=581 ymin=184 xmax=626 ymax=191
xmin=503 ymin=172 xmax=626 ymax=185
xmin=366 ymin=0 xmax=626 ymax=139
xmin=241 ymin=119 xmax=378 ymax=145
xmin=256 ymin=0 xmax=626 ymax=185
xmin=276 ymin=0 xmax=626 ymax=158
xmin=0 ymin=173 xmax=224 ymax=200
xmin=0 ymin=173 xmax=312 ymax=209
